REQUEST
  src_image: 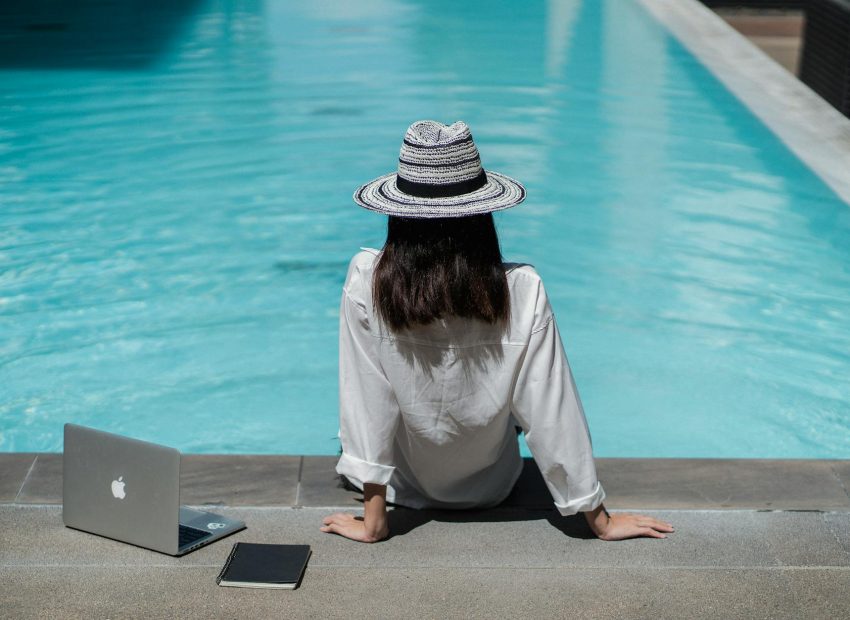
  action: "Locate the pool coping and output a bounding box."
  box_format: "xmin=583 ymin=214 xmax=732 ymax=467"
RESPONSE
xmin=3 ymin=453 xmax=849 ymax=511
xmin=638 ymin=0 xmax=850 ymax=207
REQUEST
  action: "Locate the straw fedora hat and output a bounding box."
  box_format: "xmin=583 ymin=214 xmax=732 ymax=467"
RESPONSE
xmin=353 ymin=120 xmax=526 ymax=218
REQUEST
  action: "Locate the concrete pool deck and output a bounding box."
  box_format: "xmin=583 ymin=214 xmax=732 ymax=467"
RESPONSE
xmin=3 ymin=454 xmax=850 ymax=618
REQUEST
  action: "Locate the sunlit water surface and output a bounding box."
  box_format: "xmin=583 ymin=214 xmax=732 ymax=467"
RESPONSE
xmin=2 ymin=0 xmax=850 ymax=456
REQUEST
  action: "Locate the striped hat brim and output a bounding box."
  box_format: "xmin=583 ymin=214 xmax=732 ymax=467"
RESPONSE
xmin=353 ymin=170 xmax=526 ymax=218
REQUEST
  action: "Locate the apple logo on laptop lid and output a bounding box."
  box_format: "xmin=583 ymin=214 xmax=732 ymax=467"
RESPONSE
xmin=111 ymin=476 xmax=126 ymax=500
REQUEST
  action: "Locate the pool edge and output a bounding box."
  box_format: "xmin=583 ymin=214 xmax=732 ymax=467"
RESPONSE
xmin=638 ymin=0 xmax=850 ymax=207
xmin=3 ymin=453 xmax=849 ymax=511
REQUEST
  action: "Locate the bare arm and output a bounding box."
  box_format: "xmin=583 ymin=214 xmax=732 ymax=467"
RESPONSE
xmin=584 ymin=503 xmax=674 ymax=541
xmin=321 ymin=483 xmax=389 ymax=543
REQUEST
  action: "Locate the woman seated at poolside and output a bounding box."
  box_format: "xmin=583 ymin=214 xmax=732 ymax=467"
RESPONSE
xmin=321 ymin=120 xmax=673 ymax=543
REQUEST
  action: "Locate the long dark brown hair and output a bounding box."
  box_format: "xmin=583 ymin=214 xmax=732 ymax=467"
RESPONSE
xmin=372 ymin=213 xmax=510 ymax=331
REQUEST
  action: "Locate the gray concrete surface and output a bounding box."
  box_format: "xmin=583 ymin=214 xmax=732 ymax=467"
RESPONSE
xmin=3 ymin=454 xmax=850 ymax=618
xmin=12 ymin=454 xmax=62 ymax=504
xmin=179 ymin=455 xmax=301 ymax=506
xmin=0 ymin=453 xmax=35 ymax=502
xmin=8 ymin=565 xmax=850 ymax=620
xmin=595 ymin=458 xmax=850 ymax=510
xmin=2 ymin=505 xmax=850 ymax=619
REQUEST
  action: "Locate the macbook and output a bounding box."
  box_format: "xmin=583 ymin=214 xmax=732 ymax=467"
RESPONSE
xmin=63 ymin=423 xmax=245 ymax=556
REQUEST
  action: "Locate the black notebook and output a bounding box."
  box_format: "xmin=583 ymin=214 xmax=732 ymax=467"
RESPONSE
xmin=216 ymin=543 xmax=312 ymax=589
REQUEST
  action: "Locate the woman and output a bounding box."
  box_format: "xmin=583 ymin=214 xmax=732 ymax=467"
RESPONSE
xmin=321 ymin=120 xmax=673 ymax=543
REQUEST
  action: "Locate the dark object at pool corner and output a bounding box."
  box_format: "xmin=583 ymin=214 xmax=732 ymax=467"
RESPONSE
xmin=700 ymin=0 xmax=805 ymax=7
xmin=799 ymin=0 xmax=850 ymax=118
xmin=700 ymin=0 xmax=850 ymax=119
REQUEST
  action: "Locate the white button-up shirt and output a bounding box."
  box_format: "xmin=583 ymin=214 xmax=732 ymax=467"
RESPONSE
xmin=336 ymin=249 xmax=606 ymax=516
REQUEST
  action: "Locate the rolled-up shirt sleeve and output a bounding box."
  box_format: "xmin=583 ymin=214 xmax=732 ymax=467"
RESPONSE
xmin=335 ymin=259 xmax=400 ymax=486
xmin=510 ymin=281 xmax=606 ymax=516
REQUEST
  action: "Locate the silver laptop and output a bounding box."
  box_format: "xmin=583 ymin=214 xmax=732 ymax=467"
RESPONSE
xmin=63 ymin=423 xmax=245 ymax=556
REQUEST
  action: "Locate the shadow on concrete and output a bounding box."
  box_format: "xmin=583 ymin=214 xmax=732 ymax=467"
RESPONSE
xmin=379 ymin=458 xmax=596 ymax=541
xmin=0 ymin=0 xmax=204 ymax=69
xmin=385 ymin=507 xmax=596 ymax=541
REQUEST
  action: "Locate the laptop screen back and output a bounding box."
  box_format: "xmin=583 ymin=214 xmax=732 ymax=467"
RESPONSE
xmin=62 ymin=423 xmax=180 ymax=555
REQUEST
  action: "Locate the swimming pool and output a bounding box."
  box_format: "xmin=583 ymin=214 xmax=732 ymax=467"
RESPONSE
xmin=2 ymin=0 xmax=850 ymax=457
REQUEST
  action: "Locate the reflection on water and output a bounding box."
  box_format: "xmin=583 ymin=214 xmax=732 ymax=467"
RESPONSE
xmin=273 ymin=259 xmax=350 ymax=274
xmin=1 ymin=0 xmax=849 ymax=457
xmin=0 ymin=0 xmax=204 ymax=69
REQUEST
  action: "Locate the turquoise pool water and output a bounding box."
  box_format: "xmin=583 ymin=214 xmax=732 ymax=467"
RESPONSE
xmin=2 ymin=0 xmax=850 ymax=457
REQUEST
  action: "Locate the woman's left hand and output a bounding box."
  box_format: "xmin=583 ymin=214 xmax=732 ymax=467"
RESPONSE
xmin=321 ymin=512 xmax=388 ymax=543
xmin=584 ymin=504 xmax=674 ymax=541
xmin=593 ymin=511 xmax=674 ymax=541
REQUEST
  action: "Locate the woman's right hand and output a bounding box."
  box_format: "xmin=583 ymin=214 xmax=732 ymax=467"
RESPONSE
xmin=584 ymin=504 xmax=674 ymax=541
xmin=320 ymin=482 xmax=389 ymax=543
xmin=320 ymin=512 xmax=388 ymax=543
